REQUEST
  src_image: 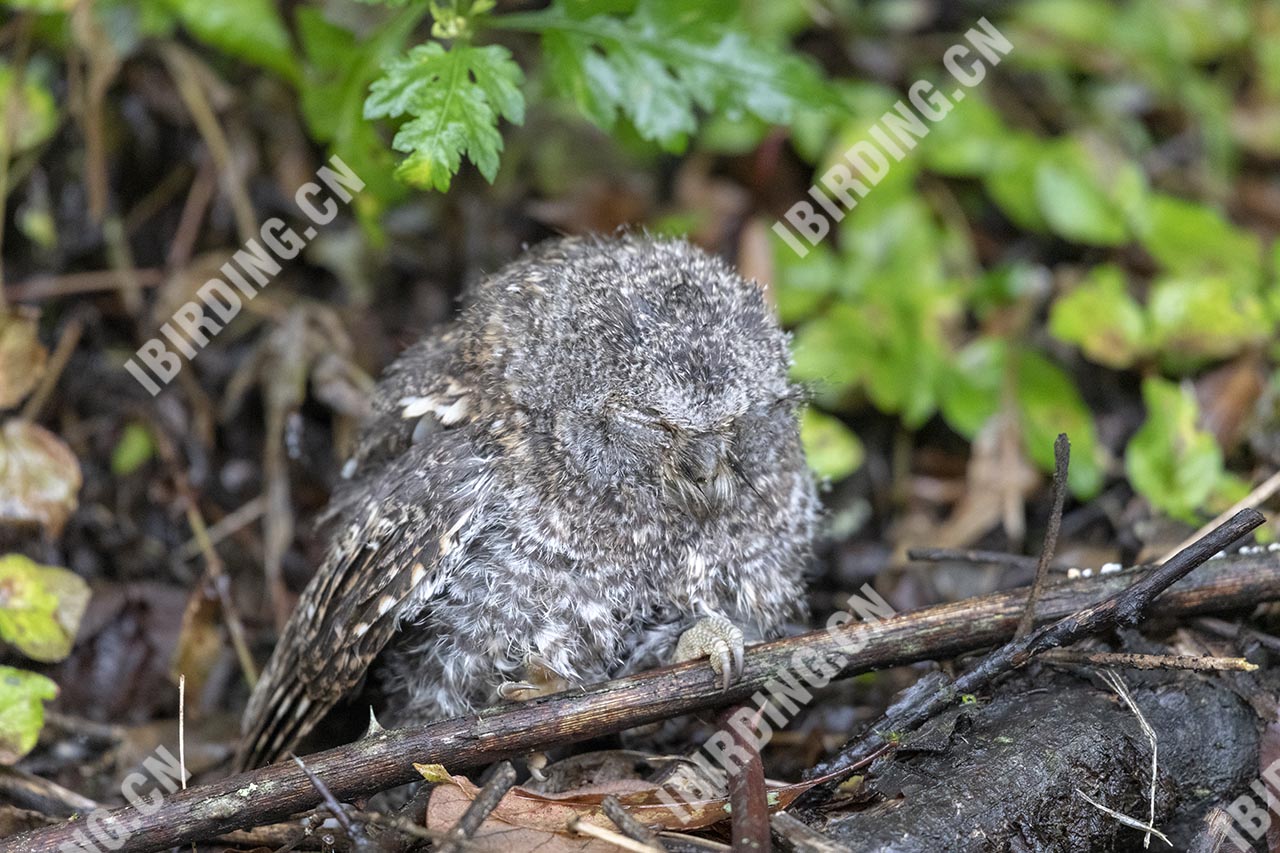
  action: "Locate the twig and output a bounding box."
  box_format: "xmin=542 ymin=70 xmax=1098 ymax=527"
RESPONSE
xmin=569 ymin=818 xmax=664 ymax=852
xmin=1040 ymin=649 xmax=1256 ymax=672
xmin=0 ymin=766 xmax=99 ymax=816
xmin=157 ymin=43 xmax=258 ymax=245
xmin=721 ymin=706 xmax=769 ymax=853
xmin=291 ymin=754 xmax=374 ymax=851
xmin=807 ymin=508 xmax=1264 ymax=781
xmin=1160 ymin=469 xmax=1280 ymax=564
xmin=1075 ymin=788 xmax=1171 ymax=846
xmin=1100 ymin=670 xmax=1158 ymax=848
xmin=601 ymin=795 xmax=665 ymax=850
xmin=19 ymin=317 xmax=83 ymax=422
xmin=1016 ymin=434 xmax=1070 ymax=639
xmin=8 ymin=542 xmax=1278 ymax=853
xmin=5 ymin=268 xmax=165 ymax=302
xmin=905 ymin=548 xmax=1036 ymax=571
xmin=769 ymin=812 xmax=851 ymax=853
xmin=436 ymin=760 xmax=517 ymax=853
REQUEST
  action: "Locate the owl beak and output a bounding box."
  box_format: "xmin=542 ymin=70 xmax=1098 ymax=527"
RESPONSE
xmin=679 ymin=434 xmax=723 ymax=484
xmin=674 ymin=434 xmax=735 ymax=517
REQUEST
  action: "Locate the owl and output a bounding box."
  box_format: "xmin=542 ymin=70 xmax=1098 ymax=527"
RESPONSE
xmin=237 ymin=235 xmax=818 ymax=770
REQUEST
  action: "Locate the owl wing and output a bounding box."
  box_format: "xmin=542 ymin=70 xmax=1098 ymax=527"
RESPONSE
xmin=236 ymin=430 xmax=487 ymax=770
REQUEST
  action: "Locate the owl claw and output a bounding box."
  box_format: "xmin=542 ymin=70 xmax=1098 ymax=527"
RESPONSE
xmin=675 ymin=614 xmax=746 ymax=691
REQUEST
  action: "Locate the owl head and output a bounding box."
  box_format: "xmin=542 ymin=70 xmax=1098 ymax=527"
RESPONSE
xmin=463 ymin=235 xmax=803 ymax=517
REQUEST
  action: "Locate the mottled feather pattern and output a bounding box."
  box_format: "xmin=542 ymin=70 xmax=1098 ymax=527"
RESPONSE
xmin=237 ymin=235 xmax=818 ymax=769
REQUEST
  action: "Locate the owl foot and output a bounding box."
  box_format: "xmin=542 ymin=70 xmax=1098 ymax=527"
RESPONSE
xmin=497 ymin=654 xmax=574 ymax=701
xmin=675 ymin=614 xmax=745 ymax=691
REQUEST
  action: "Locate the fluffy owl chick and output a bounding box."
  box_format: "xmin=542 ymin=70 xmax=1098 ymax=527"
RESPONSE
xmin=237 ymin=235 xmax=818 ymax=770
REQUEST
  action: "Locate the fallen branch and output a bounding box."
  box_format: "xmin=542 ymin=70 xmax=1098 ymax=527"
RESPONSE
xmin=7 ymin=519 xmax=1274 ymax=853
xmin=807 ymin=508 xmax=1263 ymax=780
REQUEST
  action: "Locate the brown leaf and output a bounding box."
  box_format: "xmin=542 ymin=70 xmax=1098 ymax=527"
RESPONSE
xmin=419 ymin=760 xmax=832 ymax=850
xmin=0 ymin=308 xmax=47 ymax=410
xmin=0 ymin=419 xmax=82 ymax=536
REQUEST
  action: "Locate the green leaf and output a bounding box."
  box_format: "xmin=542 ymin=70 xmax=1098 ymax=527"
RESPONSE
xmin=0 ymin=667 xmax=56 ymax=764
xmin=162 ymin=0 xmax=299 ymax=82
xmin=110 ymin=422 xmax=155 ymax=476
xmin=771 ymin=236 xmax=838 ymax=326
xmin=939 ymin=338 xmax=1004 ymax=439
xmin=1033 ymin=141 xmax=1131 ymax=246
xmin=983 ymin=133 xmax=1050 ymax=232
xmin=1137 ymin=194 xmax=1262 ymax=284
xmin=504 ymin=0 xmax=830 ymax=150
xmin=365 ymin=41 xmax=525 ymax=191
xmin=1147 ymin=275 xmax=1270 ymax=371
xmin=0 ymin=0 xmax=75 ymax=10
xmin=1013 ymin=350 xmax=1103 ymax=497
xmin=0 ymin=63 xmax=58 ymax=157
xmin=1048 ymin=265 xmax=1148 ymax=368
xmin=799 ymin=409 xmax=864 ymax=482
xmin=0 ymin=554 xmax=90 ymax=663
xmin=920 ymin=92 xmax=1008 ymax=177
xmin=1125 ymin=377 xmax=1224 ymax=521
xmin=790 ymin=304 xmax=867 ymax=401
xmin=297 ymin=6 xmax=424 ymax=219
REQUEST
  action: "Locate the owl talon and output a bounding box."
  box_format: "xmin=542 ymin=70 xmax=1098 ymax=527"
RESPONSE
xmin=675 ymin=614 xmax=746 ymax=691
xmin=498 ymin=680 xmax=540 ymax=700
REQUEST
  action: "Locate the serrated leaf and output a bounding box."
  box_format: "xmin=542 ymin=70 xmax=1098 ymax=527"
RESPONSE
xmin=0 ymin=308 xmax=47 ymax=410
xmin=0 ymin=419 xmax=82 ymax=536
xmin=161 ymin=0 xmax=299 ymax=81
xmin=1048 ymin=265 xmax=1148 ymax=368
xmin=0 ymin=554 xmax=89 ymax=663
xmin=1125 ymin=377 xmax=1224 ymax=521
xmin=365 ymin=41 xmax=525 ymax=191
xmin=800 ymin=409 xmax=863 ymax=482
xmin=509 ymin=0 xmax=830 ymax=150
xmin=0 ymin=666 xmax=56 ymax=764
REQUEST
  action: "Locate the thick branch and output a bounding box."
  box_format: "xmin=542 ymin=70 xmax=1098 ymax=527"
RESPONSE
xmin=8 ymin=535 xmax=1276 ymax=853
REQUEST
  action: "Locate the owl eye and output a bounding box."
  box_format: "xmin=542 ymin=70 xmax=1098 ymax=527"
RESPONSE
xmin=609 ymin=407 xmax=673 ymax=444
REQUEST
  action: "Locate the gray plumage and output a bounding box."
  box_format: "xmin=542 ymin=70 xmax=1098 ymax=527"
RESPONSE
xmin=237 ymin=235 xmax=818 ymax=770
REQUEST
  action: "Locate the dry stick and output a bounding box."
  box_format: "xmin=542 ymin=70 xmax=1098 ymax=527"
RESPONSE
xmin=291 ymin=755 xmax=374 ymax=852
xmin=601 ymin=795 xmax=666 ymax=851
xmin=5 ymin=268 xmax=166 ymax=302
xmin=436 ymin=760 xmax=517 ymax=853
xmin=9 ymin=544 xmax=1278 ymax=853
xmin=19 ymin=317 xmax=84 ymax=422
xmin=1040 ymin=649 xmax=1256 ymax=672
xmin=1159 ymin=468 xmax=1280 ymax=564
xmin=722 ymin=706 xmax=769 ymax=853
xmin=905 ymin=548 xmax=1037 ymax=571
xmin=807 ymin=508 xmax=1264 ymax=781
xmin=770 ymin=812 xmax=852 ymax=853
xmin=1016 ymin=433 xmax=1070 ymax=640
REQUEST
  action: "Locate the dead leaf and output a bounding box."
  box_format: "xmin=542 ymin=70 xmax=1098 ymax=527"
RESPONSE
xmin=0 ymin=419 xmax=82 ymax=536
xmin=417 ymin=760 xmax=835 ymax=851
xmin=0 ymin=308 xmax=47 ymax=410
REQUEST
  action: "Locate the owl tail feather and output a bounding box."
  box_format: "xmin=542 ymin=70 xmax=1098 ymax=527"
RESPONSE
xmin=235 ymin=667 xmax=330 ymax=772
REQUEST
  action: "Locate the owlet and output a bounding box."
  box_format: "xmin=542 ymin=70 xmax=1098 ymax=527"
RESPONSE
xmin=237 ymin=235 xmax=818 ymax=769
